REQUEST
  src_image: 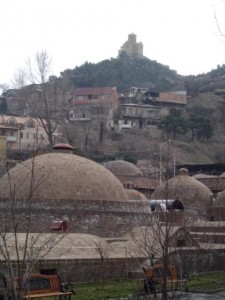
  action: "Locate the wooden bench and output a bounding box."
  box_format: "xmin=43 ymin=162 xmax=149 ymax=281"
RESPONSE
xmin=14 ymin=274 xmax=75 ymax=299
xmin=142 ymin=265 xmax=188 ymax=295
xmin=164 ymin=279 xmax=188 ymax=292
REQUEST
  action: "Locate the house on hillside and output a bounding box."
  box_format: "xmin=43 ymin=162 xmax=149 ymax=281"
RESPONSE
xmin=69 ymin=87 xmax=119 ymax=145
xmin=0 ymin=115 xmax=61 ymax=151
xmin=116 ymin=87 xmax=187 ymax=130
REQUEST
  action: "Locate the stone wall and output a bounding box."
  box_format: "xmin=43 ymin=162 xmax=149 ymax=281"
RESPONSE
xmin=39 ymin=257 xmax=144 ymax=283
xmin=207 ymin=206 xmax=225 ymax=221
xmin=0 ymin=257 xmax=145 ymax=287
xmin=0 ymin=198 xmax=151 ymax=237
xmin=170 ymin=248 xmax=225 ymax=275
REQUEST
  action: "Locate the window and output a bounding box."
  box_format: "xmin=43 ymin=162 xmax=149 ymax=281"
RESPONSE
xmin=76 ymin=96 xmax=85 ymax=100
xmin=20 ymin=132 xmax=23 ymax=139
xmin=124 ymin=182 xmax=134 ymax=189
xmin=8 ymin=119 xmax=17 ymax=127
xmin=177 ymin=239 xmax=186 ymax=247
xmin=26 ymin=133 xmax=29 ymax=139
xmin=33 ymin=133 xmax=36 ymax=139
xmin=101 ymin=95 xmax=108 ymax=100
xmin=27 ymin=121 xmax=35 ymax=128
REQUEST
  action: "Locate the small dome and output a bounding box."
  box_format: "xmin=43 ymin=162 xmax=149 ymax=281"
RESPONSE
xmin=125 ymin=189 xmax=147 ymax=200
xmin=151 ymin=168 xmax=213 ymax=212
xmin=0 ymin=153 xmax=128 ymax=202
xmin=104 ymin=160 xmax=142 ymax=176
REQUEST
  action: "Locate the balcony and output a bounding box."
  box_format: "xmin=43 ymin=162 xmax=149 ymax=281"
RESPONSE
xmin=7 ymin=136 xmax=17 ymax=142
xmin=69 ymin=117 xmax=91 ymax=122
xmin=120 ymin=123 xmax=132 ymax=129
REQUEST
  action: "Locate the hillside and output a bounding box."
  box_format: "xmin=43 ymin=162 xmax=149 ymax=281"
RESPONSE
xmin=80 ymin=92 xmax=225 ymax=169
xmin=185 ymin=64 xmax=225 ymax=96
xmin=62 ymin=55 xmax=185 ymax=92
xmin=3 ymin=54 xmax=225 ymax=168
xmin=60 ymin=57 xmax=225 ymax=167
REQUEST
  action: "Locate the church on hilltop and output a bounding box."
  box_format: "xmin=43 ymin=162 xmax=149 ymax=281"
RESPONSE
xmin=118 ymin=33 xmax=143 ymax=58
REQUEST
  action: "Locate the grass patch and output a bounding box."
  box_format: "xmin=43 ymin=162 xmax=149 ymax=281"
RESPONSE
xmin=73 ymin=272 xmax=225 ymax=299
xmin=74 ymin=279 xmax=141 ymax=300
xmin=188 ymin=272 xmax=225 ymax=291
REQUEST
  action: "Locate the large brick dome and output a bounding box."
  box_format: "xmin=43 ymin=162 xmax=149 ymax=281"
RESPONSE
xmin=0 ymin=153 xmax=129 ymax=202
xmin=151 ymin=168 xmax=213 ymax=213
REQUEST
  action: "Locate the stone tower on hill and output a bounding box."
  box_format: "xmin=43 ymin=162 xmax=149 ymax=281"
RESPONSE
xmin=118 ymin=33 xmax=143 ymax=58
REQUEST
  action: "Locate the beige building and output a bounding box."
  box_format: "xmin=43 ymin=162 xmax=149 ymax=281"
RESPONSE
xmin=0 ymin=115 xmax=61 ymax=151
xmin=0 ymin=136 xmax=7 ymax=160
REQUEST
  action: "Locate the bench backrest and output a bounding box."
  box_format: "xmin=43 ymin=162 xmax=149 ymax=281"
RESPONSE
xmin=143 ymin=264 xmax=178 ymax=282
xmin=15 ymin=274 xmax=62 ymax=295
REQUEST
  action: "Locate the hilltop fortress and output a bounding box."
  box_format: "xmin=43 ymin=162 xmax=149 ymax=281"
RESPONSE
xmin=118 ymin=33 xmax=143 ymax=58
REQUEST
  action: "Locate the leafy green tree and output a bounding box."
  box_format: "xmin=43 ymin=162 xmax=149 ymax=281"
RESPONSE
xmin=158 ymin=109 xmax=187 ymax=140
xmin=122 ymin=153 xmax=137 ymax=165
xmin=188 ymin=114 xmax=213 ymax=142
xmin=70 ymin=56 xmax=182 ymax=92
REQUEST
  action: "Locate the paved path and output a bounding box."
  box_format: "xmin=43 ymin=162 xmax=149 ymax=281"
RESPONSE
xmin=180 ymin=291 xmax=225 ymax=299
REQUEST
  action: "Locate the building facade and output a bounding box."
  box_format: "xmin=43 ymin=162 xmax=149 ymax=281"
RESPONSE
xmin=116 ymin=88 xmax=187 ymax=130
xmin=0 ymin=115 xmax=61 ymax=151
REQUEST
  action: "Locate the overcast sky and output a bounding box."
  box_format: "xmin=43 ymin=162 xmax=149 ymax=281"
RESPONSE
xmin=1 ymin=0 xmax=225 ymax=85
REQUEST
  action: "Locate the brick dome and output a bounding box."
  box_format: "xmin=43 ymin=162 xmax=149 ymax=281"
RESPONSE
xmin=125 ymin=189 xmax=147 ymax=200
xmin=0 ymin=153 xmax=129 ymax=202
xmin=104 ymin=160 xmax=142 ymax=176
xmin=151 ymin=168 xmax=213 ymax=212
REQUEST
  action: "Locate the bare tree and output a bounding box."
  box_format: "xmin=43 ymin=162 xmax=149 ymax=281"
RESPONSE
xmin=214 ymin=3 xmax=225 ymax=38
xmin=0 ymin=84 xmax=10 ymax=95
xmin=12 ymin=51 xmax=68 ymax=149
xmin=94 ymin=241 xmax=110 ymax=289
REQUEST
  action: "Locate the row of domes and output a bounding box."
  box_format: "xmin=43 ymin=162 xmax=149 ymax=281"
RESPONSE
xmin=0 ymin=146 xmax=223 ymax=211
xmin=0 ymin=153 xmax=128 ymax=202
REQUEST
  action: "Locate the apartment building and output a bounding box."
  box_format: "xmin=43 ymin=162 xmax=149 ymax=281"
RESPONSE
xmin=69 ymin=87 xmax=119 ymax=130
